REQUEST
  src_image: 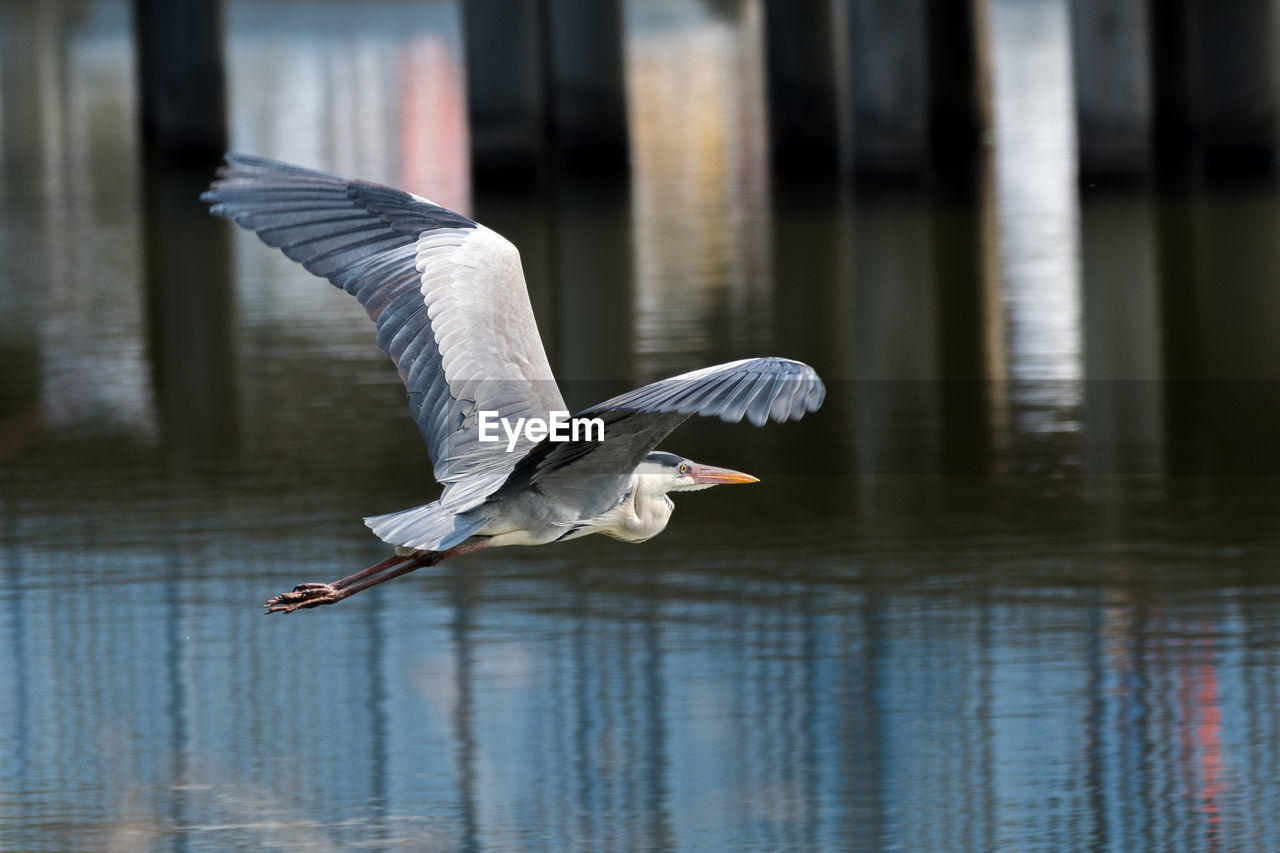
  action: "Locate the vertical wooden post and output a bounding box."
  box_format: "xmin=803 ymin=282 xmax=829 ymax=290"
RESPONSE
xmin=133 ymin=0 xmax=227 ymax=155
xmin=843 ymin=0 xmax=930 ymax=177
xmin=837 ymin=0 xmax=991 ymax=176
xmin=1189 ymin=0 xmax=1280 ymax=168
xmin=1069 ymin=0 xmax=1153 ymax=176
xmin=1151 ymin=0 xmax=1280 ymax=169
xmin=546 ymin=0 xmax=629 ymax=168
xmin=764 ymin=0 xmax=841 ymax=171
xmin=1148 ymin=0 xmax=1195 ymax=157
xmin=463 ymin=0 xmax=548 ymax=178
xmin=924 ymin=0 xmax=992 ymax=157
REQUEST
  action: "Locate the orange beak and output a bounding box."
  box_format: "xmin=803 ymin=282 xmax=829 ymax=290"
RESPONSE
xmin=687 ymin=462 xmax=760 ymax=485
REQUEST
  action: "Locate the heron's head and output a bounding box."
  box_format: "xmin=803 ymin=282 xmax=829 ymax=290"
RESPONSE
xmin=636 ymin=451 xmax=759 ymax=494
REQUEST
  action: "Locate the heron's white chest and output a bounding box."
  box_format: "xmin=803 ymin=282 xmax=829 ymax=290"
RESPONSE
xmin=541 ymin=479 xmax=675 ymax=545
xmin=592 ymin=484 xmax=674 ymax=543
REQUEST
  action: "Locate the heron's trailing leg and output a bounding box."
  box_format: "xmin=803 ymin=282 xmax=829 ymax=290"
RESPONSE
xmin=264 ymin=540 xmax=490 ymax=613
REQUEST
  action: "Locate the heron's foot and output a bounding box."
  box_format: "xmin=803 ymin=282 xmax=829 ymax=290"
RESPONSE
xmin=264 ymin=582 xmax=344 ymax=614
xmin=260 ymin=545 xmax=486 ymax=614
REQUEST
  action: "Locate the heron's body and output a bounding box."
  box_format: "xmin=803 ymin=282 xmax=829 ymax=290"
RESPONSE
xmin=482 ymin=454 xmax=694 ymax=546
xmin=476 ymin=480 xmax=667 ymax=547
xmin=201 ymin=155 xmax=824 ymax=612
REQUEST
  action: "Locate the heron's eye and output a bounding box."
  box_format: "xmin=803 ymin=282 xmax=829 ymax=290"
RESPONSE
xmin=678 ymin=463 xmax=688 ymax=475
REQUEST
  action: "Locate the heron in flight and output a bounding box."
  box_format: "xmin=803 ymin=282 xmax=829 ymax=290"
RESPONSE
xmin=203 ymin=155 xmax=825 ymax=613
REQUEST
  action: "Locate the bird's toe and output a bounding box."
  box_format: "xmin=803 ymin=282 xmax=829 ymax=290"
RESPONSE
xmin=264 ymin=582 xmax=341 ymax=614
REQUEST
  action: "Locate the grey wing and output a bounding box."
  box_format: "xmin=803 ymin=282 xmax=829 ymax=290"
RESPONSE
xmin=491 ymin=357 xmax=825 ymax=513
xmin=202 ymin=154 xmax=567 ymax=511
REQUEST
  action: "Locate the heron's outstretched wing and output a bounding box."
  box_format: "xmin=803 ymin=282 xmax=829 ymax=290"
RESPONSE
xmin=491 ymin=357 xmax=825 ymax=510
xmin=202 ymin=154 xmax=566 ymax=510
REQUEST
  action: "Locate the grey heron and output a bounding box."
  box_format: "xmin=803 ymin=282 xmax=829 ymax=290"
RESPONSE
xmin=202 ymin=155 xmax=825 ymax=613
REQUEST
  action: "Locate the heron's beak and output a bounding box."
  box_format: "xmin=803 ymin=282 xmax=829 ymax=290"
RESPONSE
xmin=687 ymin=462 xmax=760 ymax=485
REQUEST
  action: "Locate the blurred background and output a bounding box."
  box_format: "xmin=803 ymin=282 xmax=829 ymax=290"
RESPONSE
xmin=2 ymin=0 xmax=1280 ymax=849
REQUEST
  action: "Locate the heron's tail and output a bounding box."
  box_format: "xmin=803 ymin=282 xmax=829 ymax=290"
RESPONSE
xmin=364 ymin=501 xmax=488 ymax=551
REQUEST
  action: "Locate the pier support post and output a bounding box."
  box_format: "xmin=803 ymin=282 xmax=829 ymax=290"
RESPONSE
xmin=1189 ymin=0 xmax=1280 ymax=168
xmin=1148 ymin=0 xmax=1194 ymax=157
xmin=133 ymin=0 xmax=227 ymax=155
xmin=764 ymin=0 xmax=841 ymax=171
xmin=463 ymin=0 xmax=548 ymax=177
xmin=464 ymin=0 xmax=628 ymax=177
xmin=1150 ymin=0 xmax=1280 ymax=169
xmin=844 ymin=0 xmax=930 ymax=177
xmin=546 ymin=0 xmax=629 ymax=168
xmin=924 ymin=0 xmax=992 ymax=158
xmin=837 ymin=0 xmax=991 ymax=177
xmin=1069 ymin=0 xmax=1153 ymax=176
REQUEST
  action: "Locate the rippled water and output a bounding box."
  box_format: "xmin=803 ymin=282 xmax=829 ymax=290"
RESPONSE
xmin=3 ymin=1 xmax=1280 ymax=850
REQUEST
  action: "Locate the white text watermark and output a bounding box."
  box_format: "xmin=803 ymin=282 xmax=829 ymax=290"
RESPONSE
xmin=477 ymin=410 xmax=605 ymax=451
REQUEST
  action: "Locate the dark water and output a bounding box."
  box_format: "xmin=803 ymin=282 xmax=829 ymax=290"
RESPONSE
xmin=3 ymin=1 xmax=1280 ymax=850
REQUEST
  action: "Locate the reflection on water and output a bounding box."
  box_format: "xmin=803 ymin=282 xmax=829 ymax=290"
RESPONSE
xmin=992 ymin=0 xmax=1083 ymax=447
xmin=627 ymin=0 xmax=772 ymax=378
xmin=4 ymin=0 xmax=1280 ymax=850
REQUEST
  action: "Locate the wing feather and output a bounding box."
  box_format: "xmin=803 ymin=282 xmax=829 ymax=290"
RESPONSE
xmin=203 ymin=154 xmax=566 ymax=508
xmin=491 ymin=357 xmax=825 ymax=506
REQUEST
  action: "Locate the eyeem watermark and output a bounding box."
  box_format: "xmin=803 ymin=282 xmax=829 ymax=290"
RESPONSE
xmin=478 ymin=410 xmax=605 ymax=451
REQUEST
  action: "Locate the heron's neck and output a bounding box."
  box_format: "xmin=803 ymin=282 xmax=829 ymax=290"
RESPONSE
xmin=620 ymin=476 xmax=675 ymax=542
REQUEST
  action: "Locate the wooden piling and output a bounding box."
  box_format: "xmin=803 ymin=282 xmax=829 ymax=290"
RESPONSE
xmin=462 ymin=0 xmax=549 ymax=177
xmin=1151 ymin=0 xmax=1280 ymax=169
xmin=1069 ymin=0 xmax=1153 ymax=176
xmin=1188 ymin=0 xmax=1280 ymax=168
xmin=843 ymin=0 xmax=930 ymax=177
xmin=133 ymin=0 xmax=227 ymax=155
xmin=546 ymin=0 xmax=629 ymax=168
xmin=1148 ymin=0 xmax=1195 ymax=157
xmin=924 ymin=0 xmax=992 ymax=157
xmin=764 ymin=0 xmax=841 ymax=171
xmin=837 ymin=0 xmax=992 ymax=177
xmin=464 ymin=0 xmax=628 ymax=178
